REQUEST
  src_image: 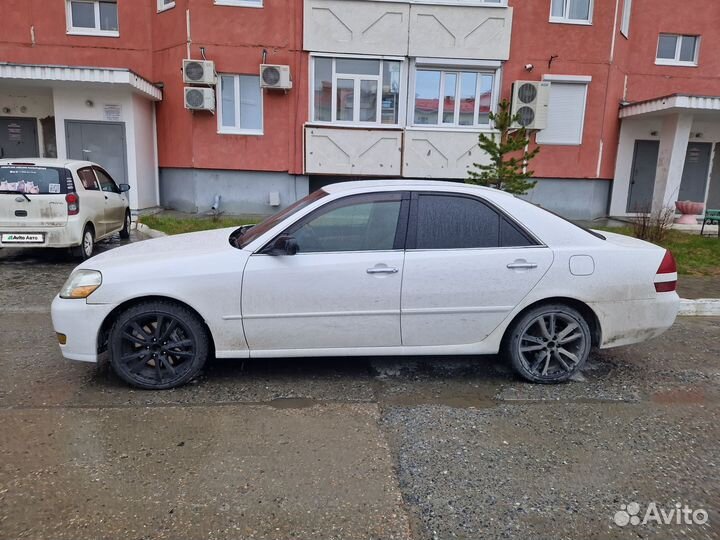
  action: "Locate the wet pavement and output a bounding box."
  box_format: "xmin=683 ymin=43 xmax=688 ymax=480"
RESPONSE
xmin=0 ymin=234 xmax=719 ymax=539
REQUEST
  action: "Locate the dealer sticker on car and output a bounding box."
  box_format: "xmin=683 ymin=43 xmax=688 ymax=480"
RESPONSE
xmin=2 ymin=233 xmax=44 ymax=243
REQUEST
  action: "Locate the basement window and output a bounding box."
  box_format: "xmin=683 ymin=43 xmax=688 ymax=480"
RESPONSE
xmin=67 ymin=0 xmax=119 ymax=37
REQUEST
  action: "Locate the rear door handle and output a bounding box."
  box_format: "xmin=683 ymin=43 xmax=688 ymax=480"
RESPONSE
xmin=367 ymin=267 xmax=399 ymax=274
xmin=507 ymin=262 xmax=538 ymax=270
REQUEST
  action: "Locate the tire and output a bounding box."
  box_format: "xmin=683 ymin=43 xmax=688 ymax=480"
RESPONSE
xmin=108 ymin=300 xmax=210 ymax=390
xmin=73 ymin=225 xmax=95 ymax=260
xmin=119 ymin=210 xmax=131 ymax=239
xmin=505 ymin=303 xmax=591 ymax=384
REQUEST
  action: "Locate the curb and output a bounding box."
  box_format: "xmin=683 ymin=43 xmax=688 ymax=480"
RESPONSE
xmin=679 ymin=298 xmax=720 ymax=317
xmin=133 ymin=222 xmax=167 ymax=238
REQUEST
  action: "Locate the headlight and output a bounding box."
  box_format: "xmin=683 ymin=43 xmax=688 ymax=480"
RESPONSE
xmin=60 ymin=270 xmax=102 ymax=299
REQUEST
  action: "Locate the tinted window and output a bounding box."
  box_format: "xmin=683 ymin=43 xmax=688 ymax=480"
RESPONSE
xmin=415 ymin=195 xmax=500 ymax=249
xmin=291 ymin=198 xmax=402 ymax=253
xmin=77 ymin=168 xmax=99 ymax=191
xmin=0 ymin=166 xmax=67 ymax=195
xmin=500 ymin=218 xmax=535 ymax=247
xmin=94 ymin=167 xmax=119 ymax=193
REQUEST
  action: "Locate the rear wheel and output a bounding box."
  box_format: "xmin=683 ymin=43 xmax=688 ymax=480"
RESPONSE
xmin=73 ymin=225 xmax=94 ymax=260
xmin=108 ymin=300 xmax=209 ymax=390
xmin=505 ymin=304 xmax=591 ymax=384
xmin=119 ymin=210 xmax=131 ymax=239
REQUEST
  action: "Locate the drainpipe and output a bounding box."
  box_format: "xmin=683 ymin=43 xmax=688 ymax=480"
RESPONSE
xmin=186 ymin=9 xmax=192 ymax=59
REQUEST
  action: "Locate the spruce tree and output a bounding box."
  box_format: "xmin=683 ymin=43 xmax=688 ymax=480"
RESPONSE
xmin=466 ymin=99 xmax=540 ymax=196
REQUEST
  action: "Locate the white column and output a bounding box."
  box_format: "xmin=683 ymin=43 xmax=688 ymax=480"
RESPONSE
xmin=652 ymin=113 xmax=692 ymax=212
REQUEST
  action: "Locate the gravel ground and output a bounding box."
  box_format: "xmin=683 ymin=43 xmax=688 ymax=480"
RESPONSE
xmin=1 ymin=236 xmax=718 ymax=539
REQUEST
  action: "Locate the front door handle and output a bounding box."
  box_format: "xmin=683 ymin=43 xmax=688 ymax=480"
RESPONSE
xmin=507 ymin=261 xmax=538 ymax=270
xmin=367 ymin=267 xmax=399 ymax=274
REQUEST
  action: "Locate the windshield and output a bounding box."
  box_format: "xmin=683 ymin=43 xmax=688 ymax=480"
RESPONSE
xmin=234 ymin=189 xmax=329 ymax=248
xmin=0 ymin=166 xmax=69 ymax=195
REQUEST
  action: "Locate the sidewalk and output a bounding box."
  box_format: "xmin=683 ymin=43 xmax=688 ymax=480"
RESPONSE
xmin=677 ymin=276 xmax=720 ymax=300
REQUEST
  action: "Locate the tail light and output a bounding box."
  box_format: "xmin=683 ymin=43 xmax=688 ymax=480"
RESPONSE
xmin=66 ymin=192 xmax=79 ymax=216
xmin=654 ymin=250 xmax=677 ymax=293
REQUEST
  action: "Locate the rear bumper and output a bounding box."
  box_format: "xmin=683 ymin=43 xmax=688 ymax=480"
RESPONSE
xmin=0 ymin=225 xmax=81 ymax=248
xmin=592 ymin=293 xmax=680 ymax=349
xmin=51 ymin=295 xmax=116 ymax=363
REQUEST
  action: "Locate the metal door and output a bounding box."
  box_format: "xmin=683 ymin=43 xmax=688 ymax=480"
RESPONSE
xmin=626 ymin=140 xmax=660 ymax=213
xmin=0 ymin=117 xmax=40 ymax=159
xmin=65 ymin=121 xmax=127 ymax=186
xmin=678 ymin=142 xmax=712 ymax=202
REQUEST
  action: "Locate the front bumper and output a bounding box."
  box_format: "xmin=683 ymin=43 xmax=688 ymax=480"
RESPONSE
xmin=51 ymin=295 xmax=116 ymax=363
xmin=592 ymin=293 xmax=680 ymax=349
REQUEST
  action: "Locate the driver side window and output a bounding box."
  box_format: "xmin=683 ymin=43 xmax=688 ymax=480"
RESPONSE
xmin=94 ymin=167 xmax=120 ymax=194
xmin=287 ymin=194 xmax=403 ymax=253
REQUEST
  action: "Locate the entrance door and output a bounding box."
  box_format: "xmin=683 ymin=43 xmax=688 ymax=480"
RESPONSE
xmin=678 ymin=142 xmax=712 ymax=202
xmin=66 ymin=121 xmax=127 ymax=186
xmin=0 ymin=117 xmax=39 ymax=159
xmin=627 ymin=140 xmax=660 ymax=213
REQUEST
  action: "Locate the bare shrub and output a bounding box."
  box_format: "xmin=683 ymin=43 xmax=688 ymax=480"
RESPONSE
xmin=630 ymin=206 xmax=675 ymax=243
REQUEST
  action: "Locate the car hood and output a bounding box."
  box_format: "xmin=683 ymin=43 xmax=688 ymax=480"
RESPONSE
xmin=79 ymin=227 xmax=240 ymax=270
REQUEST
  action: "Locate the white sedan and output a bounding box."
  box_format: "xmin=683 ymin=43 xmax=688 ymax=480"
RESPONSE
xmin=52 ymin=180 xmax=679 ymax=389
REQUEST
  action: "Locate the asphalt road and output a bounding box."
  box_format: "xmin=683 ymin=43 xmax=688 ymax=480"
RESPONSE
xmin=0 ymin=234 xmax=718 ymax=540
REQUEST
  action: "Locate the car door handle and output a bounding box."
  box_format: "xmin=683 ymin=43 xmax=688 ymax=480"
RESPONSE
xmin=367 ymin=267 xmax=399 ymax=274
xmin=507 ymin=261 xmax=538 ymax=270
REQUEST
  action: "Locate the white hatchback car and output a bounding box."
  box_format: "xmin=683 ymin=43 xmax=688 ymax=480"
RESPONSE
xmin=0 ymin=159 xmax=131 ymax=259
xmin=52 ymin=180 xmax=679 ymax=389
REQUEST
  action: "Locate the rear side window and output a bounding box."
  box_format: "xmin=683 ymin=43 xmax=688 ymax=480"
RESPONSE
xmin=0 ymin=166 xmax=68 ymax=195
xmin=413 ymin=194 xmax=537 ymax=249
xmin=77 ymin=168 xmax=99 ymax=191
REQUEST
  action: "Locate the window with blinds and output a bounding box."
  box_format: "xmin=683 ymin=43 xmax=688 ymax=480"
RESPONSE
xmin=536 ymin=82 xmax=588 ymax=146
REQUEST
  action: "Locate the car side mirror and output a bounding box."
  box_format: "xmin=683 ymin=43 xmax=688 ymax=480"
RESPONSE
xmin=268 ymin=234 xmax=298 ymax=256
xmin=118 ymin=184 xmax=131 ymax=192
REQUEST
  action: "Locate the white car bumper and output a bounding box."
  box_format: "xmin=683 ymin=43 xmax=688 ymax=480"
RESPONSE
xmin=51 ymin=295 xmax=115 ymax=363
xmin=592 ymin=293 xmax=680 ymax=349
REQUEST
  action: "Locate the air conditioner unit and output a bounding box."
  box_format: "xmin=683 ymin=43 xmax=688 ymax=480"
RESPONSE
xmin=183 ymin=59 xmax=216 ymax=85
xmin=260 ymin=64 xmax=292 ymax=90
xmin=184 ymin=87 xmax=215 ymax=112
xmin=511 ymin=81 xmax=550 ymax=130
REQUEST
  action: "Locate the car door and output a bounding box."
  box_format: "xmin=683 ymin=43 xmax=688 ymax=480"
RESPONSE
xmin=76 ymin=167 xmax=107 ymax=237
xmin=401 ymin=192 xmax=554 ymax=347
xmin=241 ymin=191 xmax=409 ymax=352
xmin=94 ymin=166 xmax=126 ymax=234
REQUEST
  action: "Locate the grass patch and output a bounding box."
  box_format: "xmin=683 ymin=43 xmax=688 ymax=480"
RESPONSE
xmin=597 ymin=227 xmax=720 ymax=276
xmin=139 ymin=215 xmax=257 ymax=236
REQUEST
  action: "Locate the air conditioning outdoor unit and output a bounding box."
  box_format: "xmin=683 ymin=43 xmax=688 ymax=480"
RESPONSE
xmin=184 ymin=87 xmax=215 ymax=112
xmin=260 ymin=64 xmax=292 ymax=90
xmin=511 ymin=81 xmax=550 ymax=130
xmin=183 ymin=59 xmax=216 ymax=85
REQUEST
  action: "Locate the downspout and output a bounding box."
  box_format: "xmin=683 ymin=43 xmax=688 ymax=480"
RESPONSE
xmin=186 ymin=9 xmax=192 ymax=59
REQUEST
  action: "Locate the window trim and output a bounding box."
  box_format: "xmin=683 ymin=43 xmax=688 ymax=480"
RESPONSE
xmin=409 ymin=62 xmax=500 ymax=129
xmin=214 ymin=0 xmax=263 ymax=8
xmin=536 ymin=77 xmax=590 ymax=146
xmin=549 ymin=0 xmax=594 ymax=25
xmin=308 ymin=53 xmax=407 ymax=128
xmin=66 ymin=0 xmax=119 ymax=37
xmin=620 ymin=0 xmax=632 ymax=38
xmin=260 ymin=191 xmax=411 ymax=255
xmin=157 ymin=0 xmax=176 ymax=12
xmin=406 ymin=191 xmax=543 ymax=251
xmin=216 ymin=73 xmax=264 ymax=136
xmin=655 ymin=34 xmax=700 ymax=67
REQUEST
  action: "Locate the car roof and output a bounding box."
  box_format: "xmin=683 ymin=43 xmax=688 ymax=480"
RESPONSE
xmin=321 ymin=179 xmax=513 ymax=197
xmin=0 ymin=158 xmax=95 ymax=168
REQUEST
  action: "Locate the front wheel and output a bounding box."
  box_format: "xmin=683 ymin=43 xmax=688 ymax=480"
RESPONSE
xmin=505 ymin=304 xmax=591 ymax=384
xmin=119 ymin=210 xmax=131 ymax=239
xmin=108 ymin=300 xmax=210 ymax=389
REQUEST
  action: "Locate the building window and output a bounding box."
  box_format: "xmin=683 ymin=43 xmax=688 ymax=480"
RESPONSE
xmin=412 ymin=69 xmax=495 ymax=128
xmin=66 ymin=0 xmax=119 ymax=36
xmin=536 ymin=80 xmax=589 ymax=146
xmin=550 ymin=0 xmax=593 ymax=24
xmin=214 ymin=0 xmax=263 ymax=7
xmin=157 ymin=0 xmax=175 ymax=12
xmin=218 ymin=74 xmax=263 ymax=135
xmin=656 ymin=34 xmax=700 ymax=66
xmin=620 ymin=0 xmax=632 ymax=37
xmin=312 ymin=57 xmax=402 ymax=126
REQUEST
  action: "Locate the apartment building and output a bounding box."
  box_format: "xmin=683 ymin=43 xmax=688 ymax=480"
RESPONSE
xmin=0 ymin=0 xmax=718 ymax=219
